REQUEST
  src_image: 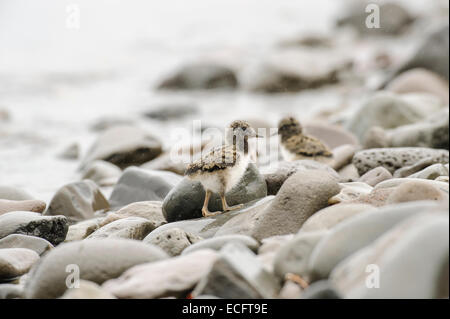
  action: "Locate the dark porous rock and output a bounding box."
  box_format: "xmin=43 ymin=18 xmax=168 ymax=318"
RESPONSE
xmin=0 ymin=248 xmax=40 ymax=281
xmin=163 ymin=163 xmax=267 ymax=222
xmin=143 ymin=227 xmax=202 ymax=256
xmin=86 ymin=217 xmax=155 ymax=240
xmin=81 ymin=125 xmax=162 ymax=170
xmin=0 ymin=212 xmax=68 ymax=245
xmin=247 ymin=49 xmax=351 ymax=93
xmin=0 ymin=234 xmax=53 ymax=256
xmin=144 ymin=102 xmax=197 ymax=121
xmin=109 ymin=167 xmax=182 ymax=209
xmin=44 ymin=180 xmax=109 ymax=223
xmin=0 ymin=186 xmax=34 ymax=201
xmin=336 ymin=1 xmax=414 ymax=36
xmin=365 ymin=109 xmax=449 ymax=150
xmin=309 ymin=201 xmax=442 ymax=279
xmin=346 ymin=92 xmax=444 ymax=142
xmin=262 ymin=160 xmax=339 ymax=195
xmin=300 ymin=280 xmax=341 ymax=299
xmin=0 ymin=199 xmax=46 ymax=216
xmin=216 ymin=170 xmax=340 ymax=241
xmin=386 ymin=68 xmax=449 ymax=104
xmin=352 ymin=147 xmax=449 ymax=175
xmin=394 ymin=24 xmax=449 ymax=81
xmin=25 ymin=239 xmax=168 ymax=299
xmin=330 ymin=212 xmax=449 ymax=298
xmin=157 ymin=63 xmax=238 ymax=90
xmin=150 ymin=197 xmax=273 ymax=240
xmin=182 ymin=234 xmax=259 ymax=256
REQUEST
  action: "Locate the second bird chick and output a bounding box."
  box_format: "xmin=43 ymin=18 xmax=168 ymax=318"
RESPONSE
xmin=277 ymin=116 xmax=333 ymax=164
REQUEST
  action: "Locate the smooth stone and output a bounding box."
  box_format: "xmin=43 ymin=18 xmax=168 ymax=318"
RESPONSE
xmin=0 ymin=284 xmax=23 ymax=299
xmin=102 ymin=249 xmax=219 ymax=298
xmin=309 ymin=201 xmax=442 ymax=279
xmin=101 ymin=201 xmax=166 ymax=229
xmin=143 ymin=227 xmax=202 ymax=256
xmin=0 ymin=186 xmax=34 ymax=201
xmin=409 ymin=163 xmax=449 ymax=180
xmin=247 ymin=48 xmax=351 ymax=93
xmin=89 ymin=116 xmax=135 ymax=132
xmin=393 ymin=157 xmax=446 ymax=178
xmin=346 ymin=92 xmax=444 ymax=142
xmin=257 ymin=235 xmax=294 ymax=273
xmin=144 ymin=102 xmax=197 ymax=121
xmin=277 ymin=281 xmax=302 ymax=299
xmin=348 ymin=187 xmax=394 ymax=207
xmin=192 ymin=257 xmax=262 ymax=299
xmin=328 ymin=182 xmax=373 ymax=204
xmin=337 ymin=163 xmax=360 ymax=182
xmin=157 ymin=63 xmax=238 ymax=90
xmin=0 ymin=211 xmax=68 ymax=245
xmin=273 ymin=231 xmax=328 ymax=281
xmin=436 ymin=176 xmax=449 ymax=183
xmin=365 ymin=108 xmax=449 ymax=150
xmin=375 ymin=178 xmax=449 ymax=195
xmin=261 ymin=160 xmax=339 ymax=196
xmin=394 ymin=24 xmax=449 ymax=80
xmin=25 ymin=239 xmax=168 ymax=298
xmin=386 ymin=180 xmax=448 ymax=204
xmin=215 ymin=170 xmax=340 ymax=241
xmin=163 ymin=163 xmax=267 ymax=222
xmin=331 ymin=144 xmax=357 ymax=171
xmin=81 ymin=160 xmax=122 ymax=187
xmin=44 ymin=180 xmax=109 ymax=223
xmin=57 ymin=143 xmax=79 ymax=160
xmin=80 ymin=125 xmax=162 ymax=170
xmin=215 ymin=242 xmax=280 ymax=298
xmin=0 ymin=199 xmax=46 ymax=216
xmin=0 ymin=248 xmax=40 ymax=280
xmin=64 ymin=217 xmax=103 ymax=242
xmin=330 ymin=213 xmax=449 ymax=298
xmin=150 ymin=197 xmax=273 ymax=240
xmin=386 ymin=68 xmax=449 ymax=104
xmin=300 ymin=203 xmax=376 ymax=232
xmin=336 ymin=2 xmax=413 ymax=36
xmin=300 ymin=280 xmax=341 ymax=299
xmin=352 ymin=147 xmax=449 ymax=175
xmin=60 ymin=280 xmax=116 ymax=299
xmin=109 ymin=167 xmax=182 ymax=209
xmin=358 ymin=167 xmax=392 ymax=187
xmin=182 ymin=234 xmax=259 ymax=256
xmin=0 ymin=234 xmax=53 ymax=256
xmin=87 ymin=217 xmax=155 ymax=240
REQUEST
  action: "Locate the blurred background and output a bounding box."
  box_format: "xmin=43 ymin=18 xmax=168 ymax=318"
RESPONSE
xmin=0 ymin=0 xmax=448 ymax=201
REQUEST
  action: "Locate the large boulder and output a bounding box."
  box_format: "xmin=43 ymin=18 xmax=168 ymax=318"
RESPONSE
xmin=163 ymin=163 xmax=267 ymax=222
xmin=330 ymin=213 xmax=449 ymax=298
xmin=215 ymin=170 xmax=340 ymax=241
xmin=25 ymin=239 xmax=168 ymax=299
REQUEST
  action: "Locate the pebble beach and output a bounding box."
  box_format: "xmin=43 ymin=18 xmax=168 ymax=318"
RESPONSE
xmin=0 ymin=0 xmax=449 ymax=299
